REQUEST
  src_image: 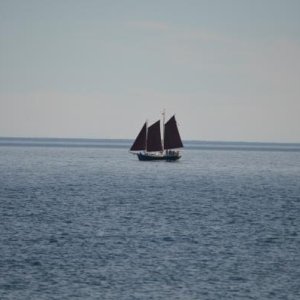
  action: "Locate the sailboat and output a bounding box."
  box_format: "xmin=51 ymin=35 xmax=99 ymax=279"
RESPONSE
xmin=130 ymin=112 xmax=183 ymax=161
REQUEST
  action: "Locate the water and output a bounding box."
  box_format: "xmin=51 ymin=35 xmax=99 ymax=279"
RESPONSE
xmin=0 ymin=139 xmax=300 ymax=299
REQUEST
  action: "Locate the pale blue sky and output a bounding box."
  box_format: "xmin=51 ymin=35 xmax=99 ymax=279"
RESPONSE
xmin=1 ymin=0 xmax=300 ymax=142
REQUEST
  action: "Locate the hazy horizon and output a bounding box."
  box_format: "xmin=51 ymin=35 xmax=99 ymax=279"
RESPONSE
xmin=1 ymin=135 xmax=300 ymax=146
xmin=1 ymin=1 xmax=300 ymax=143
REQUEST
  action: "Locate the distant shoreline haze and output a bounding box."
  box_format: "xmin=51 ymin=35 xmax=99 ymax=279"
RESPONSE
xmin=0 ymin=137 xmax=299 ymax=152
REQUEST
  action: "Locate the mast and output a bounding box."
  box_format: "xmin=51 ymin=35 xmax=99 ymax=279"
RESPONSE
xmin=145 ymin=120 xmax=148 ymax=152
xmin=162 ymin=109 xmax=165 ymax=152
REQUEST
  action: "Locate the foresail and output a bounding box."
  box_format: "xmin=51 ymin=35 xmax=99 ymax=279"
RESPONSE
xmin=147 ymin=120 xmax=163 ymax=152
xmin=164 ymin=115 xmax=183 ymax=149
xmin=130 ymin=122 xmax=147 ymax=151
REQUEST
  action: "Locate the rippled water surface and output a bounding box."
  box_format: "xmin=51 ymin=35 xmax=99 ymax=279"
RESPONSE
xmin=0 ymin=141 xmax=300 ymax=299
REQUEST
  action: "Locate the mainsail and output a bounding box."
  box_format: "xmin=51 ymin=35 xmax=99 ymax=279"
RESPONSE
xmin=164 ymin=115 xmax=183 ymax=149
xmin=147 ymin=120 xmax=163 ymax=152
xmin=130 ymin=122 xmax=147 ymax=151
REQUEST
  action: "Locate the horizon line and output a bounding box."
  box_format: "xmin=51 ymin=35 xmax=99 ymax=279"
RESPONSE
xmin=0 ymin=136 xmax=299 ymax=145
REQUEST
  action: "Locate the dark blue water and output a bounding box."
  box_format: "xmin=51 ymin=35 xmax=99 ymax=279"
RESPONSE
xmin=1 ymin=139 xmax=300 ymax=299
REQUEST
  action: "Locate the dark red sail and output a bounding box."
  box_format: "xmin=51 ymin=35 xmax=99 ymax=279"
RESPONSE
xmin=147 ymin=120 xmax=163 ymax=152
xmin=164 ymin=115 xmax=183 ymax=149
xmin=130 ymin=122 xmax=147 ymax=151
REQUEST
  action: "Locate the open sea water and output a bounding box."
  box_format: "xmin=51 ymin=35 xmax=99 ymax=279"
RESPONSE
xmin=0 ymin=139 xmax=299 ymax=300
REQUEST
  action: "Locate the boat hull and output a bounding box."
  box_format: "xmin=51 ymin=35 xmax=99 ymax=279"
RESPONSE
xmin=137 ymin=153 xmax=181 ymax=161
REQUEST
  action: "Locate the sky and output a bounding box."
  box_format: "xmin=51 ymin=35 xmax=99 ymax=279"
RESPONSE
xmin=0 ymin=0 xmax=300 ymax=142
